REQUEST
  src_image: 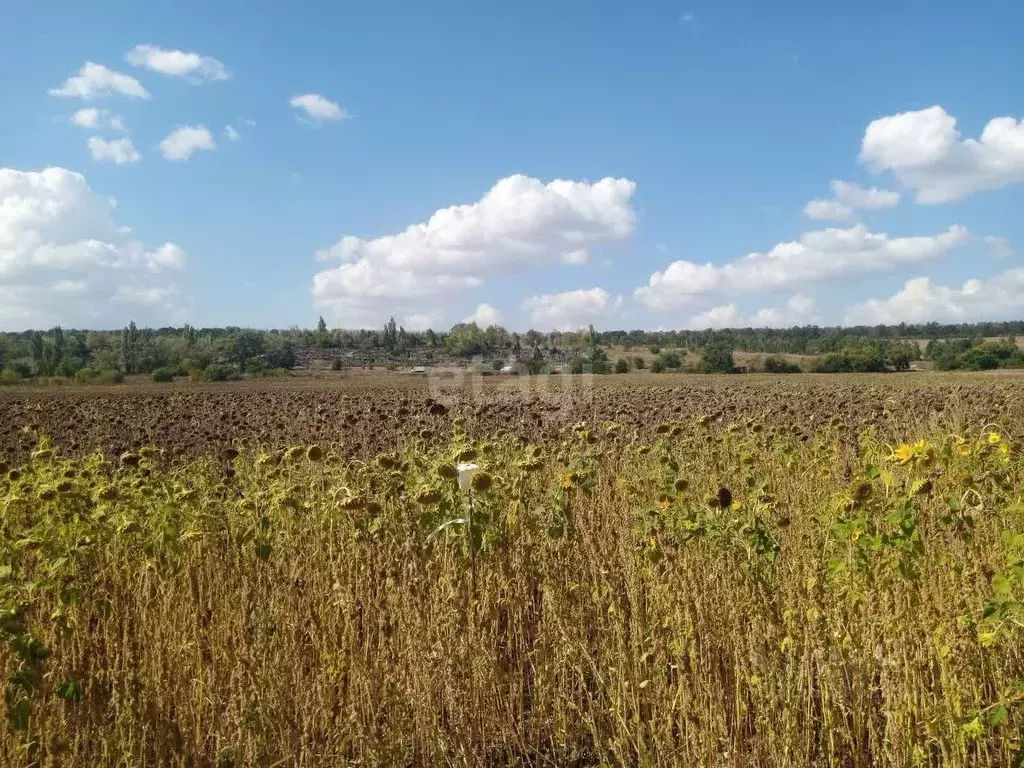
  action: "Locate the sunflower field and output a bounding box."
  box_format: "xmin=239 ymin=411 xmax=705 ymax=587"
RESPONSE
xmin=2 ymin=390 xmax=1023 ymax=766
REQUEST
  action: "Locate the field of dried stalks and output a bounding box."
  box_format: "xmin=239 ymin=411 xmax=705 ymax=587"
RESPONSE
xmin=1 ymin=374 xmax=1023 ymax=766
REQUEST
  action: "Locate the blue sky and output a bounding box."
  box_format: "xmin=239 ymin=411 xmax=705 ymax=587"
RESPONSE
xmin=2 ymin=0 xmax=1022 ymax=331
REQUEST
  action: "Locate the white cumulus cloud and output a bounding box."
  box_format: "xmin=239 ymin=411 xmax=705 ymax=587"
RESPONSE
xmin=313 ymin=174 xmax=636 ymax=327
xmin=404 ymin=312 xmax=443 ymax=332
xmin=465 ymin=303 xmax=503 ymax=327
xmin=49 ymin=62 xmax=151 ymax=100
xmin=984 ymin=235 xmax=1013 ymax=259
xmin=158 ymin=126 xmax=215 ymax=161
xmin=803 ymin=180 xmax=899 ymax=221
xmin=803 ymin=199 xmax=854 ymax=221
xmin=831 ymin=180 xmax=901 ymax=210
xmin=125 ymin=44 xmax=230 ymax=82
xmin=0 ymin=166 xmax=186 ymax=328
xmin=843 ymin=269 xmax=1024 ymax=325
xmin=290 ymin=93 xmax=347 ymax=122
xmin=521 ymin=288 xmax=623 ymax=331
xmin=635 ymin=223 xmax=969 ymax=312
xmin=860 ymin=105 xmax=1024 ymax=203
xmin=223 ymin=125 xmax=240 ymax=141
xmin=87 ymin=137 xmax=140 ymax=165
xmin=71 ymin=108 xmax=125 ymax=131
xmin=683 ymin=295 xmax=819 ymax=330
xmin=145 ymin=243 xmax=186 ymax=270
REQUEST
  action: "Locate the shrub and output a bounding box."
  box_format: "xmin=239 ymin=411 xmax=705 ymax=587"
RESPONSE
xmin=330 ymin=359 xmax=344 ymax=372
xmin=648 ymin=344 xmax=661 ymax=355
xmin=244 ymin=357 xmax=267 ymax=377
xmin=264 ymin=346 xmax=297 ymax=370
xmin=201 ymin=363 xmax=236 ymax=382
xmin=814 ymin=347 xmax=886 ymax=373
xmin=56 ymin=359 xmax=82 ymax=378
xmin=0 ymin=368 xmax=22 ymax=386
xmin=632 ymin=356 xmax=645 ymax=370
xmin=10 ymin=361 xmax=33 ymax=378
xmin=180 ymin=357 xmax=212 ymax=376
xmin=1004 ymin=350 xmax=1024 ymax=368
xmin=152 ymin=367 xmax=177 ymax=383
xmin=814 ymin=353 xmax=852 ymax=373
xmin=73 ymin=368 xmax=96 ymax=384
xmin=697 ymin=344 xmax=736 ymax=374
xmin=650 ymin=358 xmax=664 ymax=373
xmin=522 ymin=357 xmax=548 ymax=376
xmin=960 ymin=347 xmax=1000 ymax=371
xmin=615 ymin=358 xmax=629 ymax=374
xmin=94 ymin=369 xmax=125 ymax=384
xmin=658 ymin=350 xmax=683 ymax=369
xmin=763 ymin=356 xmax=801 ymax=374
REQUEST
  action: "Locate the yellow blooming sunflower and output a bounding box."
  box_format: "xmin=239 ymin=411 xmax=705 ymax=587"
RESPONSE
xmin=956 ymin=443 xmax=972 ymax=457
xmin=894 ymin=443 xmax=915 ymax=465
xmin=988 ymin=432 xmax=1002 ymax=445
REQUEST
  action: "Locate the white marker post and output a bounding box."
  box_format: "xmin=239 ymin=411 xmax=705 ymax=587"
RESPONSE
xmin=457 ymin=462 xmax=480 ymax=593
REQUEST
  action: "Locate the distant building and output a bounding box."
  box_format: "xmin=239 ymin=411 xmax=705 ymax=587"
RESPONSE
xmin=411 ymin=366 xmax=427 ymax=374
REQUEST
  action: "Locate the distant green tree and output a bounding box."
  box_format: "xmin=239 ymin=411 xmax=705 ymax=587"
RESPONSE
xmin=522 ymin=348 xmax=547 ymax=375
xmin=227 ymin=329 xmax=266 ymax=365
xmin=201 ymin=363 xmax=236 ymax=382
xmin=120 ymin=321 xmax=139 ymax=374
xmin=264 ymin=341 xmax=296 ymax=370
xmin=814 ymin=352 xmax=852 ymax=373
xmin=571 ymin=346 xmax=611 ymax=374
xmin=615 ymin=358 xmax=629 ymax=373
xmin=657 ymin=350 xmax=683 ymax=369
xmin=888 ymin=348 xmax=911 ymax=371
xmin=29 ymin=331 xmax=44 ymax=375
xmin=316 ymin=315 xmax=329 ymax=347
xmin=446 ymin=323 xmax=490 ymax=357
xmin=698 ymin=343 xmax=736 ymax=374
xmin=383 ymin=317 xmax=399 ymax=350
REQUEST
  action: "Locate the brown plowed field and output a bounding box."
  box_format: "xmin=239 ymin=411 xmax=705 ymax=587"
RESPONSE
xmin=3 ymin=372 xmax=1022 ymax=463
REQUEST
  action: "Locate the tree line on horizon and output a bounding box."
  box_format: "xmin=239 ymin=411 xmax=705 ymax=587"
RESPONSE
xmin=1 ymin=316 xmax=1023 ymax=383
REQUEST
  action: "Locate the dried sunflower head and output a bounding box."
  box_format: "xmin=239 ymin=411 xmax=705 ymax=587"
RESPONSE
xmin=717 ymin=487 xmax=733 ymax=509
xmin=470 ymin=472 xmax=493 ymax=493
xmin=415 ymin=488 xmax=442 ymax=505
